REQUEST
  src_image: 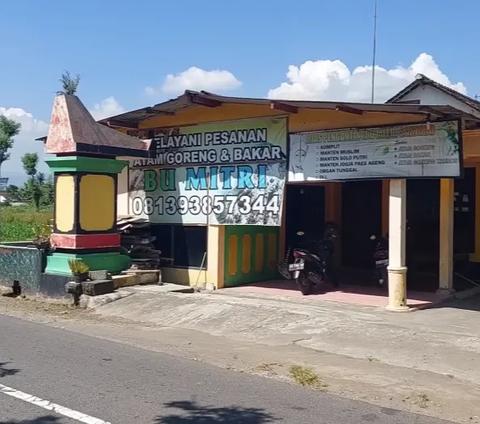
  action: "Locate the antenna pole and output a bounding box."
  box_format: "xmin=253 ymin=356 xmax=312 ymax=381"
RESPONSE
xmin=371 ymin=0 xmax=378 ymax=103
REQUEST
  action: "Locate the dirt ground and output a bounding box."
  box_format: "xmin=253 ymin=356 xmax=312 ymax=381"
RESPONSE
xmin=1 ymin=292 xmax=479 ymax=424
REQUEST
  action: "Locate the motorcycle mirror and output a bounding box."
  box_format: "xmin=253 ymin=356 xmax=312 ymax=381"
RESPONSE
xmin=370 ymin=235 xmax=376 ymax=240
xmin=297 ymin=231 xmax=305 ymax=236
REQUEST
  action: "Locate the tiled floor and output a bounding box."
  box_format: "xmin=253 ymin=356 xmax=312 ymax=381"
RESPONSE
xmin=223 ymin=279 xmax=451 ymax=308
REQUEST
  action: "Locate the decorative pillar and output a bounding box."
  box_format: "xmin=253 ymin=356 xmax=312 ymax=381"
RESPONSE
xmin=386 ymin=179 xmax=409 ymax=312
xmin=45 ymin=156 xmax=131 ymax=276
xmin=438 ymin=178 xmax=455 ymax=293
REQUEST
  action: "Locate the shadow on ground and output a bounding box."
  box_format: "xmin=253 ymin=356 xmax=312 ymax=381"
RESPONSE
xmin=0 ymin=362 xmax=20 ymax=378
xmin=155 ymin=400 xmax=278 ymax=423
xmin=429 ymin=294 xmax=480 ymax=311
xmin=0 ymin=417 xmax=60 ymax=424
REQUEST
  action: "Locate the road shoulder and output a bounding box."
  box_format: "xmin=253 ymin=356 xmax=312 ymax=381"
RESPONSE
xmin=1 ymin=295 xmax=479 ymax=423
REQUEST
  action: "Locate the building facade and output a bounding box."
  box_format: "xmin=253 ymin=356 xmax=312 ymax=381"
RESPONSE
xmin=105 ymin=90 xmax=480 ymax=310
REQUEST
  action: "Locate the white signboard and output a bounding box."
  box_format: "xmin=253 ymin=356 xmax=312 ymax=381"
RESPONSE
xmin=289 ymin=121 xmax=461 ymax=182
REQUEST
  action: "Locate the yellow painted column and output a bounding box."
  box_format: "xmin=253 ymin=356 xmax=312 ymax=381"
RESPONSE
xmin=206 ymin=225 xmax=225 ymax=290
xmin=438 ymin=179 xmax=455 ymax=293
xmin=470 ymin=165 xmax=480 ymax=262
xmin=386 ymin=179 xmax=409 ymax=312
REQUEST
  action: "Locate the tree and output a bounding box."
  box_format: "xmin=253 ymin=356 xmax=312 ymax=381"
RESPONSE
xmin=59 ymin=70 xmax=81 ymax=95
xmin=21 ymin=153 xmax=42 ymax=211
xmin=5 ymin=184 xmax=20 ymax=202
xmin=21 ymin=152 xmax=39 ymax=178
xmin=21 ymin=178 xmax=42 ymax=211
xmin=40 ymin=175 xmax=54 ymax=206
xmin=0 ymin=115 xmax=21 ymax=173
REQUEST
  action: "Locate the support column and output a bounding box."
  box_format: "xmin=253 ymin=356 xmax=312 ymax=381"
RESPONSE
xmin=325 ymin=182 xmax=342 ymax=266
xmin=206 ymin=225 xmax=225 ymax=290
xmin=386 ymin=179 xmax=409 ymax=312
xmin=438 ymin=178 xmax=455 ymax=293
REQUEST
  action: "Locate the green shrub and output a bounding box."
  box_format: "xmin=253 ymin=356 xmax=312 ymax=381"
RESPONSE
xmin=68 ymin=259 xmax=89 ymax=274
xmin=0 ymin=206 xmax=52 ymax=242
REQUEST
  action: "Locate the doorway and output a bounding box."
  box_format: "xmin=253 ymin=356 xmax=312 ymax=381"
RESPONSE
xmin=341 ymin=181 xmax=382 ymax=269
xmin=285 ymin=185 xmax=325 ymax=250
xmin=406 ymin=179 xmax=440 ymax=278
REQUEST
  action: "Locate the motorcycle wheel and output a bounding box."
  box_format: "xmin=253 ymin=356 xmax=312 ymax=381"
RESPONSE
xmin=276 ymin=263 xmax=292 ymax=280
xmin=296 ymin=272 xmax=315 ymax=295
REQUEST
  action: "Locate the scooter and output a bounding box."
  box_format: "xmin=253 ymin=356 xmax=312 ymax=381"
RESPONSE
xmin=276 ymin=230 xmax=306 ymax=280
xmin=289 ymin=231 xmax=328 ymax=295
xmin=288 ymin=223 xmax=340 ymax=295
xmin=370 ymin=234 xmax=389 ymax=287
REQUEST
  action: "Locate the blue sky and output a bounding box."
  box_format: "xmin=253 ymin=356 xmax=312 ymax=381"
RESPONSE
xmin=1 ymin=0 xmax=479 ymax=183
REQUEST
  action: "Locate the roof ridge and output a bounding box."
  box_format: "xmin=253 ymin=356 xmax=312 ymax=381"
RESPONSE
xmin=388 ymin=73 xmax=480 ymax=111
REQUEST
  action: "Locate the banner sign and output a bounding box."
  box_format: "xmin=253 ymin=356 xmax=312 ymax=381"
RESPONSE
xmin=289 ymin=121 xmax=461 ymax=182
xmin=129 ymin=117 xmax=287 ymax=225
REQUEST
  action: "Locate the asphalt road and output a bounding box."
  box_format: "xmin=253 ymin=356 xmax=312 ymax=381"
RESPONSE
xmin=0 ymin=314 xmax=453 ymax=424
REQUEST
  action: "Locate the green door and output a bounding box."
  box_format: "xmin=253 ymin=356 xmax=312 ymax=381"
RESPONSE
xmin=224 ymin=225 xmax=279 ymax=287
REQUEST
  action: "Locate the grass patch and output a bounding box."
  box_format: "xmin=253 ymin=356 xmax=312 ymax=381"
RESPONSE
xmin=0 ymin=206 xmax=52 ymax=242
xmin=256 ymin=362 xmax=282 ymax=373
xmin=404 ymin=393 xmax=432 ymax=409
xmin=289 ymin=365 xmax=326 ymax=390
xmin=415 ymin=393 xmax=431 ymax=409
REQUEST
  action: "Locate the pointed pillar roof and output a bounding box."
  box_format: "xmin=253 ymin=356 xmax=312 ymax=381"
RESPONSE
xmin=45 ymin=94 xmax=150 ymax=157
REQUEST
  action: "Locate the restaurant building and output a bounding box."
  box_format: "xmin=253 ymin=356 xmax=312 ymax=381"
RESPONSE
xmin=86 ymin=89 xmax=480 ymax=310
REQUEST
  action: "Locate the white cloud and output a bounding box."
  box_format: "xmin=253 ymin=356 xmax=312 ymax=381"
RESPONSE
xmin=147 ymin=66 xmax=242 ymax=96
xmin=268 ymin=53 xmax=467 ymax=103
xmin=90 ymin=96 xmax=124 ymax=120
xmin=144 ymin=86 xmax=157 ymax=97
xmin=0 ymin=107 xmax=49 ymax=185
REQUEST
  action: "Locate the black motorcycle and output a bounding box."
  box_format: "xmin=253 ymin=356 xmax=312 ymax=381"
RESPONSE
xmin=370 ymin=234 xmax=388 ymax=287
xmin=288 ymin=223 xmax=340 ymax=295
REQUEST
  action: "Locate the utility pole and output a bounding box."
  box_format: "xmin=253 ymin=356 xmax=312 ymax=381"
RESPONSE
xmin=371 ymin=0 xmax=378 ymax=103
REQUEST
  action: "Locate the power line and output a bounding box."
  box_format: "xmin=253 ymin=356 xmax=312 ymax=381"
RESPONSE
xmin=371 ymin=0 xmax=378 ymax=103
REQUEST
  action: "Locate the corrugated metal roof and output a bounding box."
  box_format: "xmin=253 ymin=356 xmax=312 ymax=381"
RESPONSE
xmin=99 ymin=90 xmax=480 ymax=127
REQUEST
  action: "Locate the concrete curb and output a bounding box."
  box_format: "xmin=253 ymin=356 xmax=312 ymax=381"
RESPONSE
xmin=79 ymin=290 xmax=133 ymax=309
xmin=122 ymin=283 xmax=195 ymax=294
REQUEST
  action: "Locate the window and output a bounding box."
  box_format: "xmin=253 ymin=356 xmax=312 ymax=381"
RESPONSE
xmin=151 ymin=224 xmax=207 ymax=269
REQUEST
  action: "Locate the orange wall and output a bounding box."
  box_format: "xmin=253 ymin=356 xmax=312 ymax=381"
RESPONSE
xmin=138 ymin=104 xmax=428 ymax=133
xmin=463 ymin=130 xmax=480 ymax=159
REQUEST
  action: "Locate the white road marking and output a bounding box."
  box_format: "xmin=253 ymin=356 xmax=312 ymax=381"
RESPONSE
xmin=0 ymin=383 xmax=111 ymax=424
